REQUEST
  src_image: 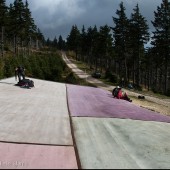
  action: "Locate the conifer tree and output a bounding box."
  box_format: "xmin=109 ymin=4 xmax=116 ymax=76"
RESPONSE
xmin=86 ymin=26 xmax=93 ymax=66
xmin=129 ymin=4 xmax=150 ymax=87
xmin=98 ymin=25 xmax=113 ymax=71
xmin=52 ymin=36 xmax=58 ymax=48
xmin=112 ymin=2 xmax=129 ymax=84
xmin=91 ymin=25 xmax=99 ymax=71
xmin=0 ymin=0 xmax=8 ymax=57
xmin=5 ymin=0 xmax=43 ymax=54
xmin=58 ymin=35 xmax=65 ymax=50
xmin=13 ymin=0 xmax=25 ymax=37
xmin=151 ymin=0 xmax=170 ymax=94
xmin=0 ymin=0 xmax=7 ymax=27
xmin=80 ymin=25 xmax=88 ymax=61
xmin=8 ymin=0 xmax=26 ymax=54
xmin=23 ymin=0 xmax=36 ymax=42
xmin=67 ymin=25 xmax=80 ymax=60
xmin=36 ymin=28 xmax=45 ymax=49
xmin=46 ymin=38 xmax=51 ymax=47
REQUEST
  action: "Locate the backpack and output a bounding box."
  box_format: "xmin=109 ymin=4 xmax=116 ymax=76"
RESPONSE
xmin=27 ymin=80 xmax=34 ymax=87
xmin=112 ymin=88 xmax=120 ymax=97
xmin=16 ymin=79 xmax=34 ymax=88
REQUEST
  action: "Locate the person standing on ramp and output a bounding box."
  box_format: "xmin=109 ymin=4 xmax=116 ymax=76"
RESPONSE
xmin=15 ymin=66 xmax=25 ymax=82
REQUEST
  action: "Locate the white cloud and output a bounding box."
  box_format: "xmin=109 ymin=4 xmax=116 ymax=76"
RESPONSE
xmin=30 ymin=0 xmax=85 ymax=18
xmin=5 ymin=0 xmax=163 ymax=40
xmin=28 ymin=0 xmax=86 ymax=32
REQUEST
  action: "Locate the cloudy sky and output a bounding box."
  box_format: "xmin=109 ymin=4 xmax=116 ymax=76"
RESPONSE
xmin=6 ymin=0 xmax=162 ymax=41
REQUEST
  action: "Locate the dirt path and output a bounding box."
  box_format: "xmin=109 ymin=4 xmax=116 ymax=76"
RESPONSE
xmin=62 ymin=52 xmax=170 ymax=116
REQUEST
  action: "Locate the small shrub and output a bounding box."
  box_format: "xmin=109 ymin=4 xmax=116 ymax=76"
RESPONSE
xmin=66 ymin=72 xmax=79 ymax=84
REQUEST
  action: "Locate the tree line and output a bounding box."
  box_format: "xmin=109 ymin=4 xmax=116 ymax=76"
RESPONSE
xmin=0 ymin=0 xmax=45 ymax=57
xmin=0 ymin=0 xmax=69 ymax=83
xmin=65 ymin=0 xmax=170 ymax=96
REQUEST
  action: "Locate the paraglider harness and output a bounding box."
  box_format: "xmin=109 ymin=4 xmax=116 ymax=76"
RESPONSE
xmin=16 ymin=79 xmax=35 ymax=89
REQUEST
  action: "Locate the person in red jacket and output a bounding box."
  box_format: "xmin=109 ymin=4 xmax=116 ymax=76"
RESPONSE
xmin=112 ymin=86 xmax=132 ymax=102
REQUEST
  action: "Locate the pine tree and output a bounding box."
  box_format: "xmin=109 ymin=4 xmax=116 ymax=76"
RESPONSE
xmin=129 ymin=3 xmax=150 ymax=87
xmin=7 ymin=0 xmax=25 ymax=54
xmin=67 ymin=25 xmax=80 ymax=60
xmin=12 ymin=0 xmax=25 ymax=37
xmin=0 ymin=0 xmax=8 ymax=57
xmin=23 ymin=0 xmax=36 ymax=42
xmin=112 ymin=2 xmax=129 ymax=84
xmin=86 ymin=26 xmax=93 ymax=66
xmin=151 ymin=0 xmax=170 ymax=94
xmin=52 ymin=36 xmax=58 ymax=48
xmin=6 ymin=0 xmax=43 ymax=55
xmin=91 ymin=25 xmax=99 ymax=70
xmin=84 ymin=26 xmax=99 ymax=69
xmin=0 ymin=0 xmax=7 ymax=27
xmin=79 ymin=25 xmax=88 ymax=61
xmin=58 ymin=35 xmax=65 ymax=50
xmin=98 ymin=25 xmax=113 ymax=71
xmin=46 ymin=38 xmax=52 ymax=47
xmin=36 ymin=28 xmax=45 ymax=49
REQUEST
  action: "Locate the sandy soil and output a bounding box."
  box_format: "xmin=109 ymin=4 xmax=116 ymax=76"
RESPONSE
xmin=130 ymin=96 xmax=170 ymax=116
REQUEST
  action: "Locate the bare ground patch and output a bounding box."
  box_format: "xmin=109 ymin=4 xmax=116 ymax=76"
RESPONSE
xmin=130 ymin=96 xmax=170 ymax=116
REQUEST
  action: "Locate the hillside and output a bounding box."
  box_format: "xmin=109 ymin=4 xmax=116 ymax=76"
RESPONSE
xmin=62 ymin=52 xmax=170 ymax=117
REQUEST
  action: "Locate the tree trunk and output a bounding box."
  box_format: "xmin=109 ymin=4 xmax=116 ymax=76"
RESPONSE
xmin=133 ymin=60 xmax=135 ymax=87
xmin=1 ymin=27 xmax=4 ymax=58
xmin=164 ymin=60 xmax=168 ymax=94
xmin=159 ymin=68 xmax=163 ymax=92
xmin=124 ymin=56 xmax=128 ymax=85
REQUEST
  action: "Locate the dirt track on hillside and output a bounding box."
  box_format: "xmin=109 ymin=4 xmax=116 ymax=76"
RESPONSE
xmin=62 ymin=52 xmax=170 ymax=117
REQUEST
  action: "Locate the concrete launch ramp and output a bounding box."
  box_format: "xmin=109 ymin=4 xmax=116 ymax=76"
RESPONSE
xmin=73 ymin=117 xmax=170 ymax=169
xmin=0 ymin=143 xmax=77 ymax=169
xmin=67 ymin=84 xmax=170 ymax=123
xmin=0 ymin=77 xmax=77 ymax=169
xmin=0 ymin=77 xmax=170 ymax=169
xmin=0 ymin=77 xmax=72 ymax=145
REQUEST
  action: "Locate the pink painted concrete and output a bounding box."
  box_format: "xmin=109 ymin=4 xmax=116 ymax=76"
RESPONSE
xmin=0 ymin=143 xmax=78 ymax=169
xmin=67 ymin=84 xmax=170 ymax=123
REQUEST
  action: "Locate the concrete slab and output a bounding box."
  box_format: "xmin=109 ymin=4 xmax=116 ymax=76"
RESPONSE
xmin=0 ymin=77 xmax=73 ymax=145
xmin=73 ymin=117 xmax=170 ymax=169
xmin=67 ymin=84 xmax=170 ymax=123
xmin=0 ymin=142 xmax=78 ymax=169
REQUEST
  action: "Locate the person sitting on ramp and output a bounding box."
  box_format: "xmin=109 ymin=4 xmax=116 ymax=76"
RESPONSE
xmin=112 ymin=86 xmax=132 ymax=102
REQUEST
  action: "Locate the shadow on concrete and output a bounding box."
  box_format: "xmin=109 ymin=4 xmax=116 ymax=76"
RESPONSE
xmin=0 ymin=82 xmax=16 ymax=85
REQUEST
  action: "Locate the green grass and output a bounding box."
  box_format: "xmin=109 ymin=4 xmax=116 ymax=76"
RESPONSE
xmin=70 ymin=59 xmax=93 ymax=74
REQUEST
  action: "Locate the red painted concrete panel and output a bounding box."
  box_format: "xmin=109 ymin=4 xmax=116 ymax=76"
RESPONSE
xmin=67 ymin=84 xmax=170 ymax=123
xmin=0 ymin=143 xmax=78 ymax=169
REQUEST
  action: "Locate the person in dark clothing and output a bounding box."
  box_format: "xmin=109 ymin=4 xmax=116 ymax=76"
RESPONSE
xmin=15 ymin=66 xmax=25 ymax=82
